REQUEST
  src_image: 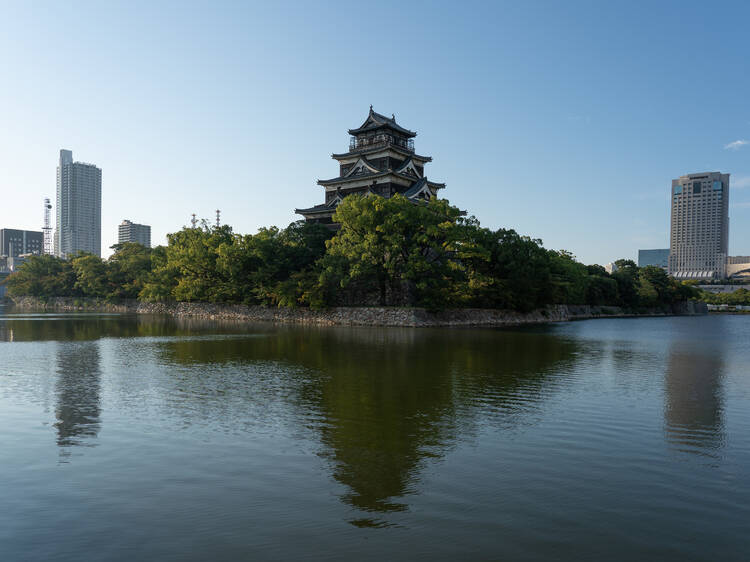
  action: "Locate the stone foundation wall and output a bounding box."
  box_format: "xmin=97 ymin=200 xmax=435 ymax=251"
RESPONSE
xmin=6 ymin=297 xmax=708 ymax=328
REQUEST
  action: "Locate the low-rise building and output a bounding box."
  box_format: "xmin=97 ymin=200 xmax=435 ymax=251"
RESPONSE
xmin=638 ymin=249 xmax=670 ymax=269
xmin=727 ymin=256 xmax=750 ymax=278
xmin=6 ymin=254 xmax=32 ymax=272
xmin=0 ymin=229 xmax=43 ymax=257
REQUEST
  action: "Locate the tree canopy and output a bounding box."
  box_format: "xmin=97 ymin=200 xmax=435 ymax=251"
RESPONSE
xmin=3 ymin=196 xmax=702 ymax=311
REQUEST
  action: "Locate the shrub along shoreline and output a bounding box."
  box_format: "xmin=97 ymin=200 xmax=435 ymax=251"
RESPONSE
xmin=2 ymin=194 xmax=702 ymax=313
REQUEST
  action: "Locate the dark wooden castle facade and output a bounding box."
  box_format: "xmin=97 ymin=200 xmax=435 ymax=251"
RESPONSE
xmin=295 ymin=107 xmax=446 ymax=226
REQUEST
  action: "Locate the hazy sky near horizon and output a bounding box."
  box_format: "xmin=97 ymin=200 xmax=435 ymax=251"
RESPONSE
xmin=1 ymin=0 xmax=749 ymax=264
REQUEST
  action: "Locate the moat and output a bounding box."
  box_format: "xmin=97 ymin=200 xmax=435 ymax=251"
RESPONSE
xmin=1 ymin=309 xmax=748 ymax=560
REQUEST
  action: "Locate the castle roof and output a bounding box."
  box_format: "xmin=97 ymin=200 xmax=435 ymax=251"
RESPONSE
xmin=294 ymin=202 xmax=335 ymax=216
xmin=317 ymin=170 xmax=393 ymax=186
xmin=296 ymin=179 xmax=443 ymax=218
xmin=331 ymin=143 xmax=432 ymax=162
xmin=297 ymin=108 xmax=447 ymax=222
xmin=348 ymin=106 xmax=417 ymax=138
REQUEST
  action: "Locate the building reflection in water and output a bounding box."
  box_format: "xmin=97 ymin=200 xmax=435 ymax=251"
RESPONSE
xmin=158 ymin=325 xmax=578 ymax=527
xmin=664 ymin=344 xmax=725 ymax=456
xmin=54 ymin=341 xmax=102 ymax=453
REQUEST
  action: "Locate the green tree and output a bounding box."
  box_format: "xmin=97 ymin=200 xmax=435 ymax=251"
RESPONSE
xmin=139 ymin=246 xmax=177 ymax=302
xmin=3 ymin=254 xmax=76 ymax=298
xmin=322 ymin=194 xmax=466 ymax=309
xmin=548 ymin=250 xmax=588 ymax=305
xmin=460 ymin=227 xmax=551 ymax=311
xmin=584 ymin=265 xmax=619 ymax=306
xmin=71 ymin=253 xmax=109 ymax=298
xmin=638 ymin=265 xmax=674 ymax=306
xmin=107 ymin=243 xmax=153 ymax=299
xmin=162 ymin=224 xmax=235 ymax=302
xmin=611 ymin=259 xmax=639 ymax=308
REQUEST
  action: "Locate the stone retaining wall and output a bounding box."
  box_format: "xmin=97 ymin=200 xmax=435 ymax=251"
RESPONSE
xmin=6 ymin=297 xmax=708 ymax=328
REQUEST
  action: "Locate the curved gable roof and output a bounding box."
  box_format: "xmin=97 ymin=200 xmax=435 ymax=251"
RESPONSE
xmin=394 ymin=157 xmax=421 ymax=177
xmin=348 ymin=106 xmax=417 ymax=138
xmin=344 ymin=156 xmax=381 ymax=178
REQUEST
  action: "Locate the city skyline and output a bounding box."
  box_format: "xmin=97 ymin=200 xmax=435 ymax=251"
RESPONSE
xmin=1 ymin=2 xmax=749 ymax=264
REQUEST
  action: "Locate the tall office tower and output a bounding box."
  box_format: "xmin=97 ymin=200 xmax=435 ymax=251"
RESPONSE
xmin=0 ymin=229 xmax=44 ymax=257
xmin=118 ymin=220 xmax=151 ymax=248
xmin=55 ymin=149 xmax=102 ymax=258
xmin=668 ymin=172 xmax=729 ymax=280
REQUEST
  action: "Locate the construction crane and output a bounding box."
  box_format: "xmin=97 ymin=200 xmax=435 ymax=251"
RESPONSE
xmin=42 ymin=198 xmax=53 ymax=255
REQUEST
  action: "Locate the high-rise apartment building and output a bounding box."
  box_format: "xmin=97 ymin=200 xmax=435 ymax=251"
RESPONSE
xmin=668 ymin=172 xmax=729 ymax=279
xmin=118 ymin=220 xmax=151 ymax=248
xmin=0 ymin=229 xmax=43 ymax=257
xmin=55 ymin=149 xmax=102 ymax=258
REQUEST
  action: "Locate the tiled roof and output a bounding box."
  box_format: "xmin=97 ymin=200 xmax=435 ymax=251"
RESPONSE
xmin=348 ymin=107 xmax=417 ymax=137
xmin=295 ymin=202 xmax=334 ymax=215
xmin=331 ymin=144 xmax=432 ymax=162
xmin=403 ymin=177 xmax=429 ymax=198
xmin=318 ymin=170 xmax=391 ymax=186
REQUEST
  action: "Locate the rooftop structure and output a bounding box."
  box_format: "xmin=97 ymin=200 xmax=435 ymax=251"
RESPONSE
xmin=295 ymin=107 xmax=446 ymax=226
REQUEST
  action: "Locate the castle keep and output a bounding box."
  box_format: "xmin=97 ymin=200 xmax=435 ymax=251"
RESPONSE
xmin=295 ymin=107 xmax=446 ymax=226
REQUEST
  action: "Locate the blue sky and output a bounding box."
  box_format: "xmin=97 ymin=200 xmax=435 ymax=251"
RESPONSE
xmin=1 ymin=1 xmax=748 ymax=264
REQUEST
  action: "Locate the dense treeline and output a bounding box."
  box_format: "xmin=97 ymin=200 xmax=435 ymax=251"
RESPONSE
xmin=697 ymin=288 xmax=750 ymax=306
xmin=3 ymin=195 xmax=699 ymax=311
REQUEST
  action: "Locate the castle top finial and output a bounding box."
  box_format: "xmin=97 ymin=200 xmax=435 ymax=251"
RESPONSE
xmin=369 ymin=104 xmax=373 ymax=111
xmin=392 ymin=113 xmax=395 ymax=120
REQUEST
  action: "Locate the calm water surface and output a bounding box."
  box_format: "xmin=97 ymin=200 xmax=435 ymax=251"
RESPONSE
xmin=1 ymin=308 xmax=749 ymax=560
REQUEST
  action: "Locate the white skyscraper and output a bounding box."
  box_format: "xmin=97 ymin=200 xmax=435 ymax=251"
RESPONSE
xmin=55 ymin=149 xmax=102 ymax=258
xmin=668 ymin=172 xmax=729 ymax=279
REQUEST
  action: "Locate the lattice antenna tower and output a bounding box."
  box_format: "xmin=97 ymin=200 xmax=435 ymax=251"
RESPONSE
xmin=191 ymin=213 xmax=198 ymax=228
xmin=43 ymin=198 xmax=53 ymax=255
xmin=215 ymin=209 xmax=221 ymax=228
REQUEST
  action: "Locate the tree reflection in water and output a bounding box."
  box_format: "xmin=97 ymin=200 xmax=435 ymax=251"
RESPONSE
xmin=157 ymin=324 xmax=578 ymax=527
xmin=0 ymin=313 xmax=201 ymax=342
